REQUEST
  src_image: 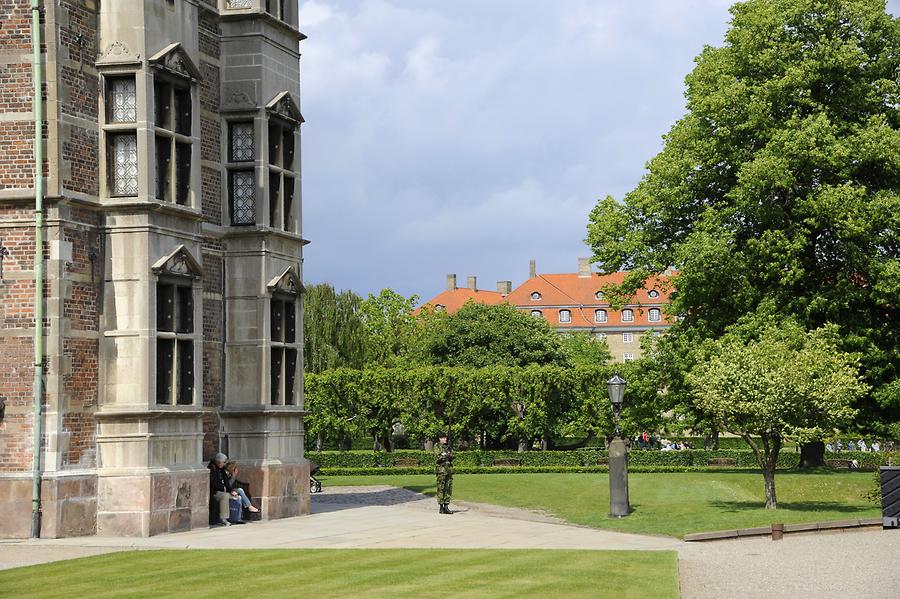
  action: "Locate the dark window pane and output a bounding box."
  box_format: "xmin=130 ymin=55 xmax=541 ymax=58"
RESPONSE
xmin=155 ymin=135 xmax=171 ymax=202
xmin=157 ymin=339 xmax=175 ymax=404
xmin=157 ymin=284 xmax=175 ymax=332
xmin=284 ymin=301 xmax=296 ymax=343
xmin=269 ymin=173 xmax=281 ymax=228
xmin=230 ymin=122 xmax=254 ymax=162
xmin=154 ymin=80 xmax=171 ymax=128
xmin=177 ymin=340 xmax=194 ymax=405
xmin=109 ymin=134 xmax=138 ymax=196
xmin=271 ymin=299 xmax=284 ymax=342
xmin=176 ymin=285 xmax=193 ymax=333
xmin=175 ymin=142 xmax=191 ymax=205
xmin=271 ymin=348 xmax=283 ymax=405
xmin=284 ymin=348 xmax=297 ymax=405
xmin=282 ymin=127 xmax=294 ymax=170
xmin=268 ymin=121 xmax=280 ymax=165
xmin=109 ymin=77 xmax=136 ymax=123
xmin=174 ymin=86 xmax=192 ymax=135
xmin=230 ymin=170 xmax=255 ymax=225
xmin=282 ymin=177 xmax=294 ymax=231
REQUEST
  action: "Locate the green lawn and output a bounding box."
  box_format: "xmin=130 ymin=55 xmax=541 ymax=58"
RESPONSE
xmin=0 ymin=549 xmax=678 ymax=599
xmin=323 ymin=471 xmax=879 ymax=538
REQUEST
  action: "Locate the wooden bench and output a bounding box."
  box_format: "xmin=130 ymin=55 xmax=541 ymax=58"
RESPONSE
xmin=596 ymin=458 xmax=609 ymax=466
xmin=707 ymin=457 xmax=738 ymax=467
xmin=493 ymin=458 xmax=523 ymax=467
xmin=826 ymin=459 xmax=852 ymax=470
xmin=392 ymin=458 xmax=421 ymax=467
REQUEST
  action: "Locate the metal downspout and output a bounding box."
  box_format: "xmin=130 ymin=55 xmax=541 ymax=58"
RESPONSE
xmin=30 ymin=0 xmax=44 ymax=539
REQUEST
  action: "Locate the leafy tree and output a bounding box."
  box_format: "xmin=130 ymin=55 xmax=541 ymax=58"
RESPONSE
xmin=586 ymin=0 xmax=900 ymax=435
xmin=360 ymin=288 xmax=421 ymax=366
xmin=559 ymin=331 xmax=612 ymax=367
xmin=303 ymin=283 xmax=365 ymax=374
xmin=420 ymin=302 xmax=567 ymax=368
xmin=688 ymin=322 xmax=867 ymax=508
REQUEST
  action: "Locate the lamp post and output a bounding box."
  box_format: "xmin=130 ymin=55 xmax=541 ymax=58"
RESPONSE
xmin=607 ymin=373 xmax=630 ymax=518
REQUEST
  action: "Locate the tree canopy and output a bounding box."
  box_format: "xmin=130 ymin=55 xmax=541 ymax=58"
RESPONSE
xmin=587 ymin=0 xmax=900 ymax=431
xmin=303 ymin=283 xmax=366 ymax=373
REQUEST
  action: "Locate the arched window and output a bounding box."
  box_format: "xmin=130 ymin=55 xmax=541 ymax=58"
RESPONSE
xmin=649 ymin=308 xmax=661 ymax=322
xmin=622 ymin=309 xmax=634 ymax=322
xmin=559 ymin=309 xmax=571 ymax=323
xmin=531 ymin=292 xmax=542 ymax=300
xmin=595 ymin=291 xmax=604 ymax=300
xmin=594 ymin=309 xmax=607 ymax=323
xmin=531 ymin=310 xmax=543 ymax=318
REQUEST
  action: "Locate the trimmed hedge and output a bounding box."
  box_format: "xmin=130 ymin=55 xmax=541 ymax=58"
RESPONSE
xmin=316 ymin=465 xmax=771 ymax=476
xmin=308 ymin=449 xmax=900 ymax=471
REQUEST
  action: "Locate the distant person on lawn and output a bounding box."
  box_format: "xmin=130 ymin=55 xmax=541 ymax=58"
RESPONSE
xmin=209 ymin=452 xmax=238 ymax=526
xmin=434 ymin=432 xmax=454 ymax=515
xmin=225 ymin=461 xmax=260 ymax=515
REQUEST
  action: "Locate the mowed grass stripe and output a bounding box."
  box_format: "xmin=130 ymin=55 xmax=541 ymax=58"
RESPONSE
xmin=0 ymin=549 xmax=678 ymax=599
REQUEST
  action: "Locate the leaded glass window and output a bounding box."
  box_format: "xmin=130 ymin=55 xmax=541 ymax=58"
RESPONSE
xmin=108 ymin=77 xmax=136 ymax=123
xmin=154 ymin=76 xmax=194 ymax=205
xmin=110 ymin=134 xmax=138 ymax=195
xmin=271 ymin=296 xmax=298 ymax=405
xmin=265 ymin=118 xmax=298 ymax=231
xmin=156 ymin=279 xmax=195 ymax=406
xmin=230 ymin=122 xmax=254 ymax=162
xmin=228 ymin=0 xmax=252 ymax=7
xmin=231 ymin=170 xmax=256 ymax=225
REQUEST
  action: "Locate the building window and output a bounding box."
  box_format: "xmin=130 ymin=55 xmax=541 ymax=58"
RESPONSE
xmin=227 ymin=0 xmax=252 ymax=7
xmin=104 ymin=76 xmax=138 ymax=197
xmin=596 ymin=332 xmax=606 ymax=341
xmin=271 ymin=295 xmax=298 ymax=405
xmin=531 ymin=292 xmax=541 ymax=300
xmin=156 ymin=280 xmax=195 ymax=405
xmin=623 ymin=352 xmax=635 ymax=362
xmin=623 ymin=332 xmax=634 ymax=343
xmin=559 ymin=310 xmax=571 ymax=323
xmin=266 ymin=0 xmax=288 ymax=20
xmin=227 ymin=121 xmax=257 ymax=225
xmin=154 ymin=77 xmax=193 ymax=205
xmin=531 ymin=310 xmax=543 ymax=318
xmin=267 ymin=119 xmax=298 ymax=231
xmin=649 ymin=308 xmax=661 ymax=322
xmin=595 ymin=291 xmax=604 ymax=300
xmin=622 ymin=309 xmax=634 ymax=322
xmin=594 ymin=309 xmax=607 ymax=323
xmin=648 ymin=290 xmax=660 ymax=299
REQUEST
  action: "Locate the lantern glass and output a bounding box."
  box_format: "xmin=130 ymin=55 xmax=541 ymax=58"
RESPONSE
xmin=607 ymin=373 xmax=626 ymax=407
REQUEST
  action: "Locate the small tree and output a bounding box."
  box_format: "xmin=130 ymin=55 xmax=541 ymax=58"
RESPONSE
xmin=688 ymin=322 xmax=866 ymax=509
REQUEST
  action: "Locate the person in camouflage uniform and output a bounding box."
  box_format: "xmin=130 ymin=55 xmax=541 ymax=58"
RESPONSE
xmin=434 ymin=431 xmax=454 ymax=514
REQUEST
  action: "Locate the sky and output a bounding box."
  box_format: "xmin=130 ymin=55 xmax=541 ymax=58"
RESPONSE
xmin=297 ymin=0 xmax=900 ymax=303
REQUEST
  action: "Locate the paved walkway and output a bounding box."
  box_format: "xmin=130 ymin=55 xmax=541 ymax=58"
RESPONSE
xmin=2 ymin=485 xmax=899 ymax=598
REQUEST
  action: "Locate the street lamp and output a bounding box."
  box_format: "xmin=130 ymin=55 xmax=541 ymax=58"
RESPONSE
xmin=607 ymin=373 xmax=630 ymax=518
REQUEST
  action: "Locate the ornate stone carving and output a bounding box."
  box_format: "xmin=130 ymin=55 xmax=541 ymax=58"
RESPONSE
xmin=265 ymin=91 xmax=304 ymax=124
xmin=223 ymin=82 xmax=257 ymax=111
xmin=267 ymin=266 xmax=304 ymax=295
xmin=149 ymin=43 xmax=202 ymax=81
xmin=152 ymin=245 xmax=203 ymax=279
xmin=97 ymin=40 xmax=141 ymax=64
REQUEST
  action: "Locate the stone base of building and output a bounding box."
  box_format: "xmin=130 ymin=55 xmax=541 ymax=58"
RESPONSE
xmin=96 ymin=468 xmax=210 ymax=537
xmin=0 ymin=473 xmax=98 ymax=539
xmin=237 ymin=460 xmax=311 ymax=520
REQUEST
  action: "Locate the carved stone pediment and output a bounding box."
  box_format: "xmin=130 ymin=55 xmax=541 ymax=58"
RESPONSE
xmin=265 ymin=91 xmax=304 ymax=125
xmin=96 ymin=40 xmax=142 ymax=66
xmin=149 ymin=42 xmax=202 ymax=81
xmin=222 ymin=82 xmax=258 ymax=112
xmin=152 ymin=245 xmax=203 ymax=279
xmin=267 ymin=266 xmax=304 ymax=295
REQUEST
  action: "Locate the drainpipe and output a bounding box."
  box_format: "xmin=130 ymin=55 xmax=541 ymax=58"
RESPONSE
xmin=30 ymin=0 xmax=44 ymax=539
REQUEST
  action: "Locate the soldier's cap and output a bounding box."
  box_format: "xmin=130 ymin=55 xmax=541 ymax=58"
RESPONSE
xmin=437 ymin=431 xmax=448 ymax=438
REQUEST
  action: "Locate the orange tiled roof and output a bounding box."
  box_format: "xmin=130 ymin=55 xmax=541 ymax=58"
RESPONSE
xmin=414 ymin=288 xmax=506 ymax=315
xmin=506 ymin=272 xmax=673 ymax=328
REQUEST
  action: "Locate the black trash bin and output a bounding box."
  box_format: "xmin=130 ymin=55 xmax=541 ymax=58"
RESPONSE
xmin=881 ymin=466 xmax=900 ymax=529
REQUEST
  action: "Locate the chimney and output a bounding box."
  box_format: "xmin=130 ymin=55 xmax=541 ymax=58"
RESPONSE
xmin=467 ymin=275 xmax=477 ymax=291
xmin=446 ymin=274 xmax=457 ymax=291
xmin=497 ymin=280 xmax=512 ymax=296
xmin=578 ymin=257 xmax=592 ymax=278
xmin=529 ymin=259 xmax=537 ymax=278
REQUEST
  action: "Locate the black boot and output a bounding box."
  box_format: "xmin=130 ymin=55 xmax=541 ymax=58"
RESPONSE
xmin=438 ymin=503 xmax=446 ymax=514
xmin=441 ymin=503 xmax=454 ymax=515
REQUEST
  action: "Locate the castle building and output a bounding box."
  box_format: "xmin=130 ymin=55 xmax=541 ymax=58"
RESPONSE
xmin=421 ymin=259 xmax=674 ymax=362
xmin=0 ymin=0 xmax=309 ymax=539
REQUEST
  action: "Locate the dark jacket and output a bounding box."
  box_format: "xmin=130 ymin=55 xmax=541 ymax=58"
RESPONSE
xmin=208 ymin=461 xmax=233 ymax=495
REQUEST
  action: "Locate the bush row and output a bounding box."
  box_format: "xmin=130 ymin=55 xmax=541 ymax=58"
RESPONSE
xmin=307 ymin=449 xmax=900 ymax=470
xmin=315 ymin=465 xmax=782 ymax=476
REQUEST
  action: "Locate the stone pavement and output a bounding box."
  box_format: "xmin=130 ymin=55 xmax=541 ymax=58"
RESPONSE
xmin=2 ymin=485 xmax=899 ymax=599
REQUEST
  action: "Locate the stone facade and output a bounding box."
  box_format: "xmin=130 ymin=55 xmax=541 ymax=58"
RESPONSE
xmin=0 ymin=0 xmax=309 ymax=539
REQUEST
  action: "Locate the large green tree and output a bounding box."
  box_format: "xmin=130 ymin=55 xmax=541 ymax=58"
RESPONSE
xmin=587 ymin=0 xmax=900 ymax=435
xmin=303 ymin=283 xmax=366 ymax=374
xmin=688 ymin=322 xmax=866 ymax=508
xmin=360 ymin=288 xmax=421 ymax=367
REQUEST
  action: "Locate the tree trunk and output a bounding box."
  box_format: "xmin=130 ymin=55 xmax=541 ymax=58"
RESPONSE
xmin=798 ymin=441 xmax=825 ymax=469
xmin=518 ymin=439 xmax=528 ymax=453
xmin=338 ymin=431 xmax=347 ymax=452
xmin=712 ymin=430 xmax=719 ymax=451
xmin=316 ymin=432 xmax=323 ymax=452
xmin=423 ymin=439 xmax=434 ymax=451
xmin=762 ymin=467 xmax=777 ymax=509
